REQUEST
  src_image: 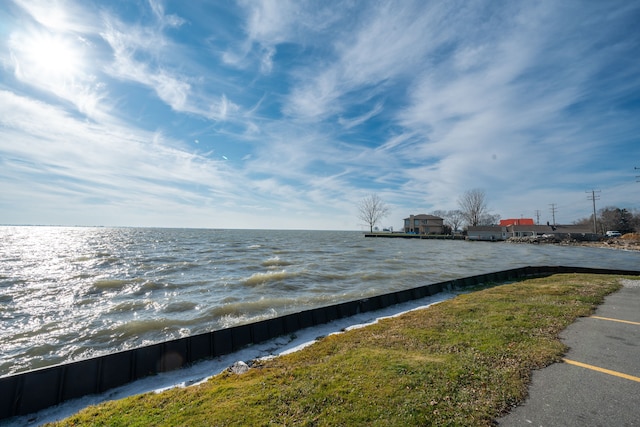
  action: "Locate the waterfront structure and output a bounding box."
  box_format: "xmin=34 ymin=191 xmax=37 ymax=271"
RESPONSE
xmin=507 ymin=224 xmax=594 ymax=238
xmin=466 ymin=226 xmax=508 ymax=241
xmin=467 ymin=224 xmax=596 ymax=241
xmin=403 ymin=214 xmax=444 ymax=234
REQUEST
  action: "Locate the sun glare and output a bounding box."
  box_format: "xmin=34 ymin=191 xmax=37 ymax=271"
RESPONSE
xmin=23 ymin=32 xmax=83 ymax=79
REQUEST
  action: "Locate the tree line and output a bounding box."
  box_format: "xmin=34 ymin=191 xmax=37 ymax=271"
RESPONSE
xmin=574 ymin=207 xmax=640 ymax=234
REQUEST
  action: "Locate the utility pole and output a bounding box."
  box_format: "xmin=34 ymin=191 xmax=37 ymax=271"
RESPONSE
xmin=534 ymin=210 xmax=541 ymax=225
xmin=549 ymin=204 xmax=557 ymax=226
xmin=586 ymin=189 xmax=601 ymax=234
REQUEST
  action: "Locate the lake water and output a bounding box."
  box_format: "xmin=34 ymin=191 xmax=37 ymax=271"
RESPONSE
xmin=1 ymin=226 xmax=638 ymax=377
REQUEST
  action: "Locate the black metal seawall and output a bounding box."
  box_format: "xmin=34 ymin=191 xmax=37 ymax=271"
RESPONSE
xmin=1 ymin=266 xmax=638 ymax=420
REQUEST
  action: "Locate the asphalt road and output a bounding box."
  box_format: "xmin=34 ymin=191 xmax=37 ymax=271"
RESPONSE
xmin=497 ymin=278 xmax=640 ymax=426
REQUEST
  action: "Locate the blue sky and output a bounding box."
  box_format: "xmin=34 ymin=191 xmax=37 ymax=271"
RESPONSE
xmin=1 ymin=0 xmax=639 ymax=230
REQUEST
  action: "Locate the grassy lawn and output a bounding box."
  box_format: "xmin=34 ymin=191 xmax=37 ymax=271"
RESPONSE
xmin=49 ymin=273 xmax=627 ymax=426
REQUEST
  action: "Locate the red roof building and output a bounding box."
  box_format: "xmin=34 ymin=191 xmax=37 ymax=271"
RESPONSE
xmin=499 ymin=218 xmax=535 ymax=227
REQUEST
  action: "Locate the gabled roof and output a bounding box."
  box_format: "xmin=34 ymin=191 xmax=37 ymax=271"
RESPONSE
xmin=403 ymin=214 xmax=443 ymax=220
xmin=499 ymin=218 xmax=535 ymax=226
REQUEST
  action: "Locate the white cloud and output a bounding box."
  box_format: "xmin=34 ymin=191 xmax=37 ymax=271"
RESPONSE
xmin=282 ymin=2 xmax=454 ymax=121
xmin=0 ymin=91 xmax=237 ymax=207
xmin=5 ymin=12 xmax=106 ymax=117
xmin=152 ymin=71 xmax=190 ymax=111
xmin=12 ymin=0 xmax=95 ymax=33
xmin=223 ymin=0 xmax=300 ymax=72
xmin=101 ymin=12 xmax=239 ymax=121
xmin=1 ymin=0 xmax=639 ymax=229
xmin=338 ymin=102 xmax=384 ymax=130
xmin=285 ymin=68 xmax=343 ymax=120
xmin=0 ymin=90 xmax=360 ymax=229
xmin=148 ymin=0 xmax=186 ymax=29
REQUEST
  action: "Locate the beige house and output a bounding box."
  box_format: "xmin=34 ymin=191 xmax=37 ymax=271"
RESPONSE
xmin=403 ymin=214 xmax=444 ymax=234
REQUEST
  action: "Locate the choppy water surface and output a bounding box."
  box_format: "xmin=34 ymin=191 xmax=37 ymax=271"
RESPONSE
xmin=1 ymin=226 xmax=638 ymax=376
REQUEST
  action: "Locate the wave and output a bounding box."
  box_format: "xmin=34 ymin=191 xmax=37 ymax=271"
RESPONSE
xmin=261 ymin=256 xmax=293 ymax=267
xmin=217 ymin=309 xmax=278 ymax=329
xmin=150 ymin=261 xmax=201 ymax=275
xmin=90 ymin=277 xmax=146 ymax=293
xmin=110 ymin=319 xmax=192 ymax=341
xmin=92 ymin=279 xmax=130 ymax=290
xmin=94 ymin=252 xmax=114 ymax=258
xmin=163 ymin=301 xmax=198 ymax=313
xmin=138 ymin=280 xmax=166 ymax=291
xmin=133 ymin=280 xmax=179 ymax=295
xmin=201 ymin=300 xmax=281 ymax=329
xmin=242 ymin=270 xmax=298 ymax=286
xmin=109 ymin=300 xmax=149 ymax=313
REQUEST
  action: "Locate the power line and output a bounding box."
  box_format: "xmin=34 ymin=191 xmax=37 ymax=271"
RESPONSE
xmin=549 ymin=203 xmax=557 ymax=226
xmin=586 ymin=189 xmax=601 ymax=234
xmin=534 ymin=209 xmax=541 ymax=225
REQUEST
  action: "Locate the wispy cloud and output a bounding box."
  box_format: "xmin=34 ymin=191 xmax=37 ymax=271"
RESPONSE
xmin=338 ymin=102 xmax=384 ymax=130
xmin=0 ymin=91 xmax=237 ymax=206
xmin=1 ymin=0 xmax=639 ymax=229
xmin=100 ymin=8 xmax=240 ymax=122
xmin=147 ymin=0 xmax=185 ymax=29
xmin=223 ymin=0 xmax=297 ymax=73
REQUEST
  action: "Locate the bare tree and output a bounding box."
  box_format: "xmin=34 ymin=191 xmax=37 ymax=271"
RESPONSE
xmin=447 ymin=209 xmax=465 ymax=233
xmin=431 ymin=210 xmax=447 ymax=220
xmin=575 ymin=208 xmax=640 ymax=234
xmin=478 ymin=213 xmax=501 ymax=226
xmin=358 ymin=194 xmax=390 ymax=232
xmin=599 ymin=206 xmax=634 ymax=234
xmin=432 ymin=209 xmax=465 ymax=234
xmin=458 ymin=188 xmax=488 ymax=227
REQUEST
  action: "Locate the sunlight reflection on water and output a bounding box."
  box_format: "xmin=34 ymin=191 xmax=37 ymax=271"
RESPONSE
xmin=1 ymin=226 xmax=638 ymax=376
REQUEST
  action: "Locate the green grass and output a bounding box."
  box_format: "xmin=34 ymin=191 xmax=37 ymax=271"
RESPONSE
xmin=50 ymin=273 xmax=626 ymax=426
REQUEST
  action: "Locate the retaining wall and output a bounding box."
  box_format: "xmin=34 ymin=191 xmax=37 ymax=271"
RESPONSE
xmin=1 ymin=266 xmax=638 ymax=420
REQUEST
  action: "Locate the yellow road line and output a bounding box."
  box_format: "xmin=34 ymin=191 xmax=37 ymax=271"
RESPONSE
xmin=590 ymin=315 xmax=640 ymax=326
xmin=563 ymin=359 xmax=640 ymax=383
